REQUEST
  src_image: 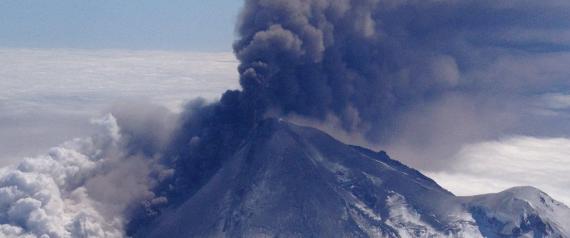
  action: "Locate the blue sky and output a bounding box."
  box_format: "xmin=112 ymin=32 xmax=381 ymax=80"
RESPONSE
xmin=0 ymin=0 xmax=242 ymax=51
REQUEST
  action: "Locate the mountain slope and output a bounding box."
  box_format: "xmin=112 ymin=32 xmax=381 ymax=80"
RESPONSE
xmin=139 ymin=119 xmax=569 ymax=238
xmin=462 ymin=187 xmax=570 ymax=237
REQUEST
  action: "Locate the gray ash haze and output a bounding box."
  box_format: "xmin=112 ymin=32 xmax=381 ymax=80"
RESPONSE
xmin=1 ymin=0 xmax=570 ymax=236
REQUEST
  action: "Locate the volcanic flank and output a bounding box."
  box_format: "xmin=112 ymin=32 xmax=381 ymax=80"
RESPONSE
xmin=134 ymin=119 xmax=570 ymax=237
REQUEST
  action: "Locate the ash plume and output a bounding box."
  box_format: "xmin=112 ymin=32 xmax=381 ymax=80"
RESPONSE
xmin=234 ymin=0 xmax=461 ymax=140
xmin=159 ymin=0 xmax=570 ymax=208
xmin=232 ymin=0 xmax=570 ymax=141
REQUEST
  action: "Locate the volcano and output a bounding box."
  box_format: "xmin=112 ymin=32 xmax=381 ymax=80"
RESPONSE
xmin=137 ymin=119 xmax=570 ymax=237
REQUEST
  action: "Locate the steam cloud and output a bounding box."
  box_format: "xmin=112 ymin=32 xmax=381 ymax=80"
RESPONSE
xmin=0 ymin=114 xmax=172 ymax=238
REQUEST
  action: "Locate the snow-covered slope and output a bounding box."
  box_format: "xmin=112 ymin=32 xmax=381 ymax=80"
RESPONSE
xmin=462 ymin=187 xmax=570 ymax=237
xmin=137 ymin=119 xmax=569 ymax=238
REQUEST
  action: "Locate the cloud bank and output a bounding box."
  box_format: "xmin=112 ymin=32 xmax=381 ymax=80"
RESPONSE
xmin=0 ymin=49 xmax=239 ymax=166
xmin=428 ymin=135 xmax=570 ymax=206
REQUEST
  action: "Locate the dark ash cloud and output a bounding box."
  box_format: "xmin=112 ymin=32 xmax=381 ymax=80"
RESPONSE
xmin=233 ymin=0 xmax=570 ymax=142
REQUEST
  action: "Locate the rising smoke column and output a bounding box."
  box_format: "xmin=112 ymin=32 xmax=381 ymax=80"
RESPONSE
xmin=149 ymin=0 xmax=463 ymax=221
xmin=232 ymin=0 xmax=570 ymax=142
xmin=233 ymin=0 xmax=462 ymax=140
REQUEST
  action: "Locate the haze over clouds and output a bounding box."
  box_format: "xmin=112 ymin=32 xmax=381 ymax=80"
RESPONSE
xmin=0 ymin=48 xmax=238 ymax=166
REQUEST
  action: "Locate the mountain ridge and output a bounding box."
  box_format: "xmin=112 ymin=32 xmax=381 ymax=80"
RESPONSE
xmin=136 ymin=118 xmax=570 ymax=238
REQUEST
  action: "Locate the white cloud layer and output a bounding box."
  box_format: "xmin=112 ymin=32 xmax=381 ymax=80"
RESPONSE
xmin=0 ymin=48 xmax=238 ymax=111
xmin=0 ymin=48 xmax=239 ymax=166
xmin=428 ymin=136 xmax=570 ymax=206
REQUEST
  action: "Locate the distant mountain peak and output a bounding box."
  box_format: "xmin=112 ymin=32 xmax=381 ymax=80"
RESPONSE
xmin=463 ymin=186 xmax=570 ymax=237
